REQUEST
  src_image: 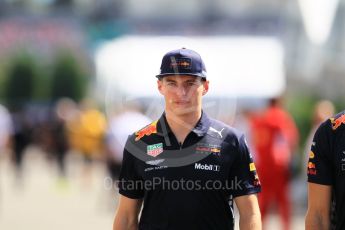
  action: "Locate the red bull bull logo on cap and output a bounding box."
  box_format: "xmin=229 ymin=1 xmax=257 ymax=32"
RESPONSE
xmin=135 ymin=121 xmax=158 ymax=141
xmin=170 ymin=58 xmax=192 ymax=70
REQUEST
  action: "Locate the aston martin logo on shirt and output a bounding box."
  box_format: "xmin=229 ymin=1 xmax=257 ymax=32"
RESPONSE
xmin=146 ymin=159 xmax=165 ymax=165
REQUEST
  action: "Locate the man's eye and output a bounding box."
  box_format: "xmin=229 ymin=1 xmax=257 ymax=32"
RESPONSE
xmin=167 ymin=82 xmax=176 ymax=86
xmin=187 ymin=82 xmax=199 ymax=86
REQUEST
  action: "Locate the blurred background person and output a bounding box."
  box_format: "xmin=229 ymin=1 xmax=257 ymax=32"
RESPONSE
xmin=292 ymin=100 xmax=336 ymax=207
xmin=304 ymin=100 xmax=335 ymax=160
xmin=0 ymin=103 xmax=13 ymax=205
xmin=39 ymin=99 xmax=75 ymax=181
xmin=75 ymin=99 xmax=106 ymax=187
xmin=9 ymin=107 xmax=33 ymax=185
xmin=0 ymin=104 xmax=13 ymax=157
xmin=250 ymin=97 xmax=299 ymax=230
xmin=105 ymin=103 xmax=151 ymax=183
xmin=104 ymin=102 xmax=151 ymax=209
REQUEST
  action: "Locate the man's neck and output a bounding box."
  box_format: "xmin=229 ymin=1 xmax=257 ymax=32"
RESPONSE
xmin=165 ymin=109 xmax=202 ymax=144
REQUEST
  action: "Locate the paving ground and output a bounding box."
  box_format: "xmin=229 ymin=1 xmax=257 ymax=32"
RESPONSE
xmin=0 ymin=146 xmax=304 ymax=230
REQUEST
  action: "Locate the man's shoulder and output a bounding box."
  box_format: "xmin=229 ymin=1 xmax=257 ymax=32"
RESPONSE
xmin=129 ymin=120 xmax=159 ymax=142
xmin=124 ymin=120 xmax=160 ymax=158
xmin=329 ymin=110 xmax=345 ymax=131
xmin=208 ymin=118 xmax=243 ymax=142
xmin=313 ymin=111 xmax=345 ymax=142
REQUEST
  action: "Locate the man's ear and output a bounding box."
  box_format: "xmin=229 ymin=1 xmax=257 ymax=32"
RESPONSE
xmin=202 ymin=80 xmax=209 ymax=96
xmin=157 ymin=79 xmax=164 ymax=95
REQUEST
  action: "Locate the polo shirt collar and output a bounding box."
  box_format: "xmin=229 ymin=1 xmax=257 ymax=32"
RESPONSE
xmin=157 ymin=110 xmax=211 ymax=137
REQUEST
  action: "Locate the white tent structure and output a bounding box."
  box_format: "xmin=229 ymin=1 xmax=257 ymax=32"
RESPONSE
xmin=95 ymin=35 xmax=285 ymax=98
xmin=95 ymin=36 xmax=286 ymax=120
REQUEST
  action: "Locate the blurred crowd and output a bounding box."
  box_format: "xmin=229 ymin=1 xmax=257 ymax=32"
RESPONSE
xmin=0 ymin=99 xmax=151 ymax=186
xmin=0 ymin=97 xmax=337 ymax=230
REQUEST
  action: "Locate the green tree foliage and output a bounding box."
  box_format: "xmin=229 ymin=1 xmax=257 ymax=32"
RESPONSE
xmin=51 ymin=52 xmax=85 ymax=102
xmin=4 ymin=54 xmax=37 ymax=108
xmin=287 ymin=95 xmax=317 ymax=148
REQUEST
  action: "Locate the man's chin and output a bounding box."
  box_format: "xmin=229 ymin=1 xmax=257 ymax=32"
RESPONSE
xmin=172 ymin=106 xmax=198 ymax=116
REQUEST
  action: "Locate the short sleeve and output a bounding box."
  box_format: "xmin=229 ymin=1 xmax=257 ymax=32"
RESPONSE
xmin=307 ymin=121 xmax=333 ymax=185
xmin=229 ymin=134 xmax=261 ymax=197
xmin=118 ymin=138 xmax=145 ymax=199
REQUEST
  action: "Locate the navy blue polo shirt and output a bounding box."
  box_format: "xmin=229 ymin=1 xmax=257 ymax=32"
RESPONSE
xmin=118 ymin=112 xmax=261 ymax=230
xmin=307 ymin=111 xmax=345 ymax=230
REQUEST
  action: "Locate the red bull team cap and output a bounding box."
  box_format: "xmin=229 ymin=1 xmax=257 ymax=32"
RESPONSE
xmin=156 ymin=48 xmax=207 ymax=79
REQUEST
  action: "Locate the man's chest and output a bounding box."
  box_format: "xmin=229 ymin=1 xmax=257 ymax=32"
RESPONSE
xmin=135 ymin=136 xmax=238 ymax=183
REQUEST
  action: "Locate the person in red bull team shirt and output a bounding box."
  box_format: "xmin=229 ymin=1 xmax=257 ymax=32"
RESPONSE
xmin=306 ymin=111 xmax=345 ymax=230
xmin=113 ymin=48 xmax=262 ymax=230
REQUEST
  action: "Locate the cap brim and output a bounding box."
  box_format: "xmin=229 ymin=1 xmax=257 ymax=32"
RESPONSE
xmin=156 ymin=73 xmax=206 ymax=79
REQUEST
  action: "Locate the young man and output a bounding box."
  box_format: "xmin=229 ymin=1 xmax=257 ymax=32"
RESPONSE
xmin=113 ymin=48 xmax=261 ymax=230
xmin=305 ymin=111 xmax=345 ymax=230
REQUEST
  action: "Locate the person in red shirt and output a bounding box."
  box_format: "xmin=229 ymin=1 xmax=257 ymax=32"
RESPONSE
xmin=250 ymin=97 xmax=299 ymax=230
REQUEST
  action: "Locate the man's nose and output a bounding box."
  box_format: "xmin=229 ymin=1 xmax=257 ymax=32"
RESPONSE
xmin=176 ymin=85 xmax=187 ymax=96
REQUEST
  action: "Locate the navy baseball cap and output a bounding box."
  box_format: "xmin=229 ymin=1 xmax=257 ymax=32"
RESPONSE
xmin=156 ymin=48 xmax=207 ymax=79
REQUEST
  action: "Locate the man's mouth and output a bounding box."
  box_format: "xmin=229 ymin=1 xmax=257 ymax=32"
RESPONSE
xmin=174 ymin=100 xmax=190 ymax=105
